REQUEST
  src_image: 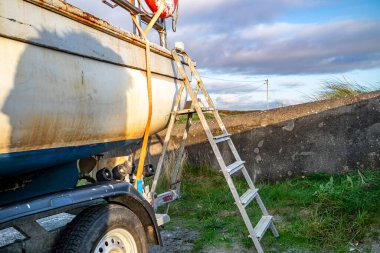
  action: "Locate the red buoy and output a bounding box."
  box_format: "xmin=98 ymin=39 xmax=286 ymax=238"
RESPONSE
xmin=144 ymin=0 xmax=178 ymax=18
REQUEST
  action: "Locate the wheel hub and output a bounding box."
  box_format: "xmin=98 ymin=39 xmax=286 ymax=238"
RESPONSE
xmin=94 ymin=228 xmax=138 ymax=253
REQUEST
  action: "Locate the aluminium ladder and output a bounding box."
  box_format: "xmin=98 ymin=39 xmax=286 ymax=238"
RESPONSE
xmin=149 ymin=47 xmax=279 ymax=253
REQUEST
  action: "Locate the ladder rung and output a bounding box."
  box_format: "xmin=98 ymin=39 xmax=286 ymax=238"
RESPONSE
xmin=253 ymin=215 xmax=273 ymax=240
xmin=226 ymin=161 xmax=245 ymax=175
xmin=175 ymin=107 xmax=213 ymax=115
xmin=240 ymin=188 xmax=259 ymax=207
xmin=213 ymin=134 xmax=231 ymax=143
xmin=176 ymin=108 xmax=196 ymax=115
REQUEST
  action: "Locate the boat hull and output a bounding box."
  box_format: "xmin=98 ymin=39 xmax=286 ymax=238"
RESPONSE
xmin=0 ymin=0 xmax=187 ymax=177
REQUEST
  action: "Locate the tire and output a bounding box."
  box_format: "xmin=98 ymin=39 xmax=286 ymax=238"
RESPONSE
xmin=56 ymin=204 xmax=148 ymax=253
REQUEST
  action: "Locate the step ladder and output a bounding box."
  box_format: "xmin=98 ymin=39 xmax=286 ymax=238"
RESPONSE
xmin=149 ymin=47 xmax=279 ymax=253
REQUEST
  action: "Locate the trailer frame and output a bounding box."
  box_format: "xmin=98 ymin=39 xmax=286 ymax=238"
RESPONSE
xmin=0 ymin=181 xmax=161 ymax=252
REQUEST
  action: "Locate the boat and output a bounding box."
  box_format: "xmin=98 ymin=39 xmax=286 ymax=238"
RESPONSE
xmin=0 ymin=0 xmax=186 ymax=203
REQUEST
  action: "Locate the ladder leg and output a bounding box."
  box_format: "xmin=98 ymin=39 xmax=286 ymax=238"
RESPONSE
xmin=255 ymin=195 xmax=279 ymax=237
xmin=150 ymin=112 xmax=176 ymax=194
xmin=183 ymin=53 xmax=216 ymax=109
xmin=183 ymin=54 xmax=244 ymax=159
xmin=171 ymin=113 xmax=192 ymax=186
xmin=270 ymin=222 xmax=280 ymax=237
xmin=151 ymin=82 xmax=186 ymax=194
xmin=171 ymin=52 xmax=217 ymax=151
xmin=241 ymin=167 xmax=256 ymax=190
xmin=174 ymin=50 xmax=255 ymax=204
xmin=183 ymin=53 xmax=257 ymax=189
xmin=164 ymin=113 xmax=192 ymax=214
xmin=227 ymin=182 xmax=264 ymax=253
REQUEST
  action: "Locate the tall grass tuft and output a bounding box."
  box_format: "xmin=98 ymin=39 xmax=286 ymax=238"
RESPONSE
xmin=313 ymin=77 xmax=378 ymax=100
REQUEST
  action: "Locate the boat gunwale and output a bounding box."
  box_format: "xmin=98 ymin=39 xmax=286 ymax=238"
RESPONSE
xmin=23 ymin=0 xmax=177 ymax=61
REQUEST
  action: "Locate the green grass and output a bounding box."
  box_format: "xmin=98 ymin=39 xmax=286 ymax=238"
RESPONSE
xmin=162 ymin=165 xmax=380 ymax=252
xmin=312 ymin=77 xmax=379 ymax=100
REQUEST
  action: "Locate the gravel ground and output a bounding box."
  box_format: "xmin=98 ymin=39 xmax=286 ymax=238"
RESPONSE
xmin=149 ymin=225 xmax=199 ymax=253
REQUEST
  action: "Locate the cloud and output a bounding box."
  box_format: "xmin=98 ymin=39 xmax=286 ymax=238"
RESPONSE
xmin=280 ymin=82 xmax=304 ymax=89
xmin=170 ymin=20 xmax=380 ymax=75
xmin=203 ymin=80 xmax=267 ymax=94
xmin=178 ymin=0 xmax=314 ymax=31
xmin=67 ymin=0 xmax=380 ymax=76
xmin=214 ymin=94 xmax=298 ymax=110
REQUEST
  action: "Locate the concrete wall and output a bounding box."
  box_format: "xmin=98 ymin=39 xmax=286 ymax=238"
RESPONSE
xmin=105 ymin=91 xmax=380 ymax=182
xmin=184 ymin=91 xmax=380 ymax=182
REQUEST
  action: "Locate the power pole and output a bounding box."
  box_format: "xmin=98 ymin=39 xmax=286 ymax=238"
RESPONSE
xmin=266 ymin=79 xmax=269 ymax=110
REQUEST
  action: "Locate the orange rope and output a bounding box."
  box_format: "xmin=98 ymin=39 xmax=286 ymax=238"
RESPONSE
xmin=131 ymin=0 xmax=165 ymax=189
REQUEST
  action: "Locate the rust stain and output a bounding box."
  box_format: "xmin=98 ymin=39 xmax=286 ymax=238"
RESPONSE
xmin=8 ymin=80 xmax=136 ymax=152
xmin=10 ymin=113 xmax=133 ymax=153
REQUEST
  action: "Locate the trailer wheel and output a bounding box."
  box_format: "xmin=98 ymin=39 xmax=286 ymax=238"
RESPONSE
xmin=56 ymin=204 xmax=148 ymax=253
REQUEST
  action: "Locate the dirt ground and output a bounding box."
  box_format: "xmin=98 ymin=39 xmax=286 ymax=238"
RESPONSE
xmin=149 ymin=225 xmax=199 ymax=253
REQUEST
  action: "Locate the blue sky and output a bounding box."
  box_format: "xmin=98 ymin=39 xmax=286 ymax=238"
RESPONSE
xmin=67 ymin=0 xmax=380 ymax=110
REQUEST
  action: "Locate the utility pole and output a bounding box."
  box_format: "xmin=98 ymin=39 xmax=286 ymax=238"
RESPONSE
xmin=266 ymin=79 xmax=269 ymax=110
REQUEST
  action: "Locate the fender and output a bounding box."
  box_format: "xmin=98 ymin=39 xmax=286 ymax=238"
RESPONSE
xmin=0 ymin=181 xmax=161 ymax=245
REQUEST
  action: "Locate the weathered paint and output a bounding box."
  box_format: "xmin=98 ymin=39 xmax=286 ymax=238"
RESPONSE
xmin=0 ymin=0 xmax=187 ymax=176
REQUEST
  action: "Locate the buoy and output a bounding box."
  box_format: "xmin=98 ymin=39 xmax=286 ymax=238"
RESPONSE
xmin=145 ymin=0 xmax=178 ymax=18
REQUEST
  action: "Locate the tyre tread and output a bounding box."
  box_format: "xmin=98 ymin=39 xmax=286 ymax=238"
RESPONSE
xmin=55 ymin=204 xmax=108 ymax=253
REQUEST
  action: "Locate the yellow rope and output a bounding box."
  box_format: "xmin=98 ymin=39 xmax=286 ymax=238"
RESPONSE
xmin=131 ymin=0 xmax=165 ymax=189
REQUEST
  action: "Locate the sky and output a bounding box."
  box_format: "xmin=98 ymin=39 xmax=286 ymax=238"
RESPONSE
xmin=66 ymin=0 xmax=380 ymax=110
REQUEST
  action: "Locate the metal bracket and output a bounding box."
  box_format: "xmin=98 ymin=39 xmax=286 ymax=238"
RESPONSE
xmin=151 ymin=190 xmax=181 ymax=212
xmin=102 ymin=0 xmax=118 ymax=8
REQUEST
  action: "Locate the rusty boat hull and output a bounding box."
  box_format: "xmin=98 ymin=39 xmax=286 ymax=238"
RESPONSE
xmin=0 ymin=0 xmax=186 ymax=179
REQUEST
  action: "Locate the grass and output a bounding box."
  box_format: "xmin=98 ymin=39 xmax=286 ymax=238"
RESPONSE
xmin=312 ymin=77 xmax=379 ymax=100
xmin=161 ymin=164 xmax=380 ymax=252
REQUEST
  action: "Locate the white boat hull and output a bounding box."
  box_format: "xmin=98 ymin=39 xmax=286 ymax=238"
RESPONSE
xmin=0 ymin=0 xmax=187 ymax=176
